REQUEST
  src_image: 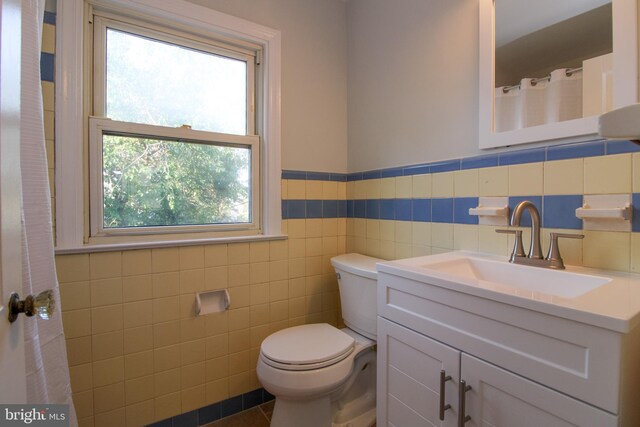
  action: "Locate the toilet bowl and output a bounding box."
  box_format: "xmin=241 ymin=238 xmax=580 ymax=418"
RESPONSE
xmin=256 ymin=253 xmax=381 ymax=427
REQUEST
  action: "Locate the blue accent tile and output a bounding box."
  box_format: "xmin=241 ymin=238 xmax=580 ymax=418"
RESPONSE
xmin=354 ymin=200 xmax=366 ymax=218
xmin=306 ymin=200 xmax=323 ymax=218
xmin=461 ymin=155 xmax=499 ymax=170
xmin=395 ymin=199 xmax=412 ymax=221
xmin=366 ymin=199 xmax=380 ymax=219
xmin=198 ymin=403 xmax=221 ymax=425
xmin=381 ymin=167 xmax=404 ymax=178
xmin=362 ymin=170 xmax=382 ymax=180
xmin=633 ymin=194 xmax=640 ymax=232
xmin=346 ymin=200 xmax=355 ymax=218
xmin=430 ymin=160 xmax=461 ymax=173
xmin=337 ymin=200 xmax=347 ymax=218
xmin=546 ymin=141 xmax=605 ymax=161
xmin=607 ymin=140 xmax=640 ymax=155
xmin=172 ymin=410 xmax=198 ymax=427
xmin=41 ymin=52 xmax=54 ymax=82
xmin=307 ymin=171 xmax=332 ymax=181
xmin=508 ymin=196 xmax=543 ymax=227
xmin=323 ymin=200 xmax=338 ymax=218
xmin=282 ymin=170 xmax=307 ymax=180
xmin=147 ymin=419 xmax=172 ymax=427
xmin=263 ymin=389 xmax=275 ymax=402
xmin=287 ymin=200 xmax=306 ymax=219
xmin=347 ymin=172 xmax=363 ymax=181
xmin=242 ymin=389 xmax=264 ymax=409
xmin=542 ymin=195 xmax=583 ymax=230
xmin=412 ymin=198 xmax=432 ymax=222
xmin=454 ymin=197 xmax=479 ymax=225
xmin=281 ymin=200 xmax=288 ymax=220
xmin=44 ymin=11 xmax=56 ymax=25
xmin=330 ymin=173 xmax=347 ymax=182
xmin=380 ymin=199 xmax=395 ymax=220
xmin=220 ymin=396 xmax=243 ymax=418
xmin=432 ymin=198 xmax=454 ymax=223
xmin=499 ymin=148 xmax=546 ymax=165
xmin=403 ymin=165 xmax=430 ymax=176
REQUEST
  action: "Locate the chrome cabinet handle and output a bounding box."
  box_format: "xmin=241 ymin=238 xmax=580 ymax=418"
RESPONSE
xmin=8 ymin=290 xmax=55 ymax=323
xmin=458 ymin=379 xmax=472 ymax=426
xmin=439 ymin=369 xmax=452 ymax=420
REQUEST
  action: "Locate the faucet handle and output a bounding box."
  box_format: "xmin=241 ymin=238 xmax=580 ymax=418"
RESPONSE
xmin=496 ymin=228 xmax=526 ymax=260
xmin=546 ymin=232 xmax=584 ymax=269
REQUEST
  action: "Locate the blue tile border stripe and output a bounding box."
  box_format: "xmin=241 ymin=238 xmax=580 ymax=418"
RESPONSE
xmin=282 ymin=170 xmax=347 ymax=181
xmin=146 ymin=387 xmax=274 ymax=427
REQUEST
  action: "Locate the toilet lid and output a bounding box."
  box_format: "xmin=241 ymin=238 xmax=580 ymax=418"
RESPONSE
xmin=260 ymin=323 xmax=355 ymax=368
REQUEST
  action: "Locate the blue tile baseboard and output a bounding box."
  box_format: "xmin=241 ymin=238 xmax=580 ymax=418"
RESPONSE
xmin=146 ymin=388 xmax=274 ymax=427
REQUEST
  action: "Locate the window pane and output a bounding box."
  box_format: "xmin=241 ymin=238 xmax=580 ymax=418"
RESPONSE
xmin=105 ymin=28 xmax=248 ymax=135
xmin=102 ymin=134 xmax=250 ymax=228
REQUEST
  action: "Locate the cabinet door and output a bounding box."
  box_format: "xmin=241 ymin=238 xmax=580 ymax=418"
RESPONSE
xmin=461 ymin=354 xmax=617 ymax=427
xmin=377 ymin=317 xmax=460 ymax=427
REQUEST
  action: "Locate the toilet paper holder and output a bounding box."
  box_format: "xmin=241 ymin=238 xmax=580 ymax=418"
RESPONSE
xmin=195 ymin=289 xmax=230 ymax=316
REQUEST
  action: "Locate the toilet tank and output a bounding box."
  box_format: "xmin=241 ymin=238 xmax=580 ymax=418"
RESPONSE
xmin=331 ymin=253 xmax=380 ymax=340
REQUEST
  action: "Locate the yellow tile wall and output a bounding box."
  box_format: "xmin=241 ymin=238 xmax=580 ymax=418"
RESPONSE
xmin=56 ymin=212 xmax=346 ymax=426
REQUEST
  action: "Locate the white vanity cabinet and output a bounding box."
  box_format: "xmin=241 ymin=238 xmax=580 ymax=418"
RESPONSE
xmin=376 ymin=263 xmax=640 ymax=427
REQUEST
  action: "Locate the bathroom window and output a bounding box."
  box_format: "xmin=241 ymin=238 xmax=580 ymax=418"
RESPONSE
xmin=88 ymin=12 xmax=262 ymax=238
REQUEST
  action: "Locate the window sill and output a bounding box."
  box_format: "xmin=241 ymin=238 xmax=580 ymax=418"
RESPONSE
xmin=54 ymin=233 xmax=288 ymax=255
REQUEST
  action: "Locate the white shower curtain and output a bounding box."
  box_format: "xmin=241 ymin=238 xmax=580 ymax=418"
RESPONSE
xmin=21 ymin=0 xmax=77 ymax=423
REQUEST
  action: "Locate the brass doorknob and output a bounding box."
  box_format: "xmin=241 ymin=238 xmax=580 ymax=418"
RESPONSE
xmin=8 ymin=290 xmax=55 ymax=323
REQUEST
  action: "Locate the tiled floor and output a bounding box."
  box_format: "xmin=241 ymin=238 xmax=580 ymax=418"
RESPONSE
xmin=203 ymin=401 xmax=274 ymax=427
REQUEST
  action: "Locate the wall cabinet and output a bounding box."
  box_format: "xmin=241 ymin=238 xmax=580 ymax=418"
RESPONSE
xmin=378 ymin=318 xmax=616 ymax=426
xmin=376 ymin=267 xmax=640 ymax=426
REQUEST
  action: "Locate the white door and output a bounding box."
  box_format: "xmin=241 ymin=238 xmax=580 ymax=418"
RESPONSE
xmin=377 ymin=318 xmax=460 ymax=427
xmin=0 ymin=0 xmax=26 ymax=403
xmin=461 ymin=353 xmax=617 ymax=427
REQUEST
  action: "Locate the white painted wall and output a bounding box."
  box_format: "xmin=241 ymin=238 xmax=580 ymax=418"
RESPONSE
xmin=187 ymin=0 xmax=349 ymax=173
xmin=346 ymin=0 xmax=481 ymax=172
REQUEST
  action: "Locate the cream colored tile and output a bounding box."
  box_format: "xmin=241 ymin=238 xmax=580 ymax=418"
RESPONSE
xmin=152 ymin=297 xmax=180 ymax=324
xmin=288 ymin=221 xmax=306 ymax=240
xmin=152 ymin=272 xmax=180 ymax=298
xmin=583 ymin=231 xmax=630 ymax=271
xmin=181 ymin=384 xmax=206 ymax=412
xmin=70 ymin=363 xmax=94 ymax=393
xmin=42 ymin=23 xmax=56 ymax=53
xmin=229 ymin=329 xmax=251 ymax=353
xmin=431 ymin=223 xmax=454 ymax=249
xmin=154 ymin=368 xmax=181 ymax=397
xmin=153 ymin=321 xmax=181 ymax=349
xmin=306 ymin=180 xmax=323 ymax=199
xmin=411 ymin=245 xmax=432 ymax=257
xmin=365 ymin=238 xmax=381 ymax=258
xmin=509 ymin=163 xmax=543 ymax=196
xmin=93 ymin=381 xmax=125 ymax=414
xmin=204 ymin=266 xmax=228 ymax=290
xmin=41 ymin=81 xmax=55 ymax=112
xmin=412 ymin=222 xmax=431 ymax=247
xmin=62 ymin=309 xmax=92 ymax=338
xmin=250 ymin=262 xmax=269 ymax=285
xmin=271 ymin=260 xmax=289 ymax=281
xmin=478 ymin=225 xmax=510 ymax=256
xmin=412 ymin=174 xmax=431 ymax=198
xmin=93 ymin=357 xmax=124 ymax=387
xmin=287 ymin=180 xmax=306 ymax=199
xmin=346 ymin=181 xmax=356 ymax=200
xmin=124 ymin=350 xmax=154 ymax=380
xmin=338 ymin=182 xmax=347 ymax=200
xmin=66 ymin=336 xmax=93 ymax=366
xmin=205 ymin=378 xmax=229 ymax=405
xmin=125 ymin=399 xmax=154 ymax=427
xmin=205 ymin=335 xmax=229 ymax=360
xmin=322 ymin=218 xmax=338 ymax=237
xmin=584 ymin=153 xmax=632 ymax=194
xmin=366 ymin=219 xmax=380 ymax=240
xmin=454 ymin=224 xmax=479 ymax=251
xmin=228 ymin=286 xmax=251 ymax=309
xmin=395 ymin=221 xmax=412 ymax=244
xmin=379 ymin=220 xmax=395 ymax=242
xmin=154 ymin=392 xmax=181 ymax=421
xmin=89 ymin=252 xmax=122 ymax=280
xmin=122 ymin=275 xmax=152 ymax=302
xmin=306 ymin=219 xmax=323 ymax=238
xmin=479 ymin=166 xmax=509 ymax=197
xmin=395 ymin=176 xmax=413 ymax=198
xmin=204 ymin=312 xmax=228 ymax=337
xmin=181 ymin=362 xmax=206 ymax=389
xmin=379 ymin=241 xmax=395 ymax=260
xmin=379 ymin=178 xmax=396 ymax=199
xmin=354 ymin=219 xmax=367 ymax=238
xmin=180 ymin=317 xmax=206 ymax=342
xmin=432 ymin=172 xmax=454 ymax=198
xmin=322 ymin=181 xmax=338 ymax=200
xmin=270 ymin=280 xmax=289 ymax=302
xmin=228 ymin=243 xmax=250 ymax=265
xmin=228 ymin=264 xmax=251 ymax=287
xmin=249 ymin=241 xmax=270 ymax=263
xmin=204 ymin=244 xmax=228 ymax=267
xmin=91 ymin=278 xmax=122 ymax=307
xmin=179 ymin=246 xmax=204 ymax=270
xmin=123 ymin=301 xmax=153 ymax=329
xmin=454 ymin=169 xmax=479 ymax=197
xmin=123 ymin=326 xmax=153 ymax=355
xmin=365 ymin=179 xmax=381 ymax=199
xmin=73 ymin=390 xmax=94 ymax=419
xmin=44 ymin=110 xmax=54 ymax=140
xmin=60 ymin=281 xmax=91 ymax=311
xmin=92 ymin=331 xmax=123 ymax=361
xmin=92 ymin=305 xmax=123 ymax=335
xmin=269 ymin=240 xmax=289 ymax=261
xmin=56 ymin=255 xmax=87 ymax=285
xmin=543 ymin=159 xmax=584 ymax=195
xmin=153 ymin=345 xmax=181 ymax=373
xmin=180 ymin=269 xmax=204 ymax=294
xmin=250 ymin=303 xmax=270 ymax=326
xmin=122 ymin=250 xmax=151 ymax=277
xmin=151 ymin=248 xmax=180 ymax=273
xmin=94 ymin=408 xmax=125 ymax=427
xmin=541 ymin=228 xmax=583 ymax=267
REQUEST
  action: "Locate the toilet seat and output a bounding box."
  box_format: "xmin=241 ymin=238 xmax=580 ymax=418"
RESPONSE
xmin=260 ymin=324 xmax=355 ymax=371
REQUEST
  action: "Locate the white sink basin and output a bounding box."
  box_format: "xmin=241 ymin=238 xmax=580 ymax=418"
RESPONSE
xmin=394 ymin=253 xmax=611 ymax=299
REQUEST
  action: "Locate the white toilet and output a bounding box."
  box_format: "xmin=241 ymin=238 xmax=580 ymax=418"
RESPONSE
xmin=256 ymin=253 xmax=380 ymax=427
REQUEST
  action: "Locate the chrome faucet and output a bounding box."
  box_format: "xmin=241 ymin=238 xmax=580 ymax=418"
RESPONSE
xmin=496 ymin=200 xmax=583 ymax=269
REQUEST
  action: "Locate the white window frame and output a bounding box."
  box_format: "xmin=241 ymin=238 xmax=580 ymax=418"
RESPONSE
xmin=55 ymin=0 xmax=282 ymax=252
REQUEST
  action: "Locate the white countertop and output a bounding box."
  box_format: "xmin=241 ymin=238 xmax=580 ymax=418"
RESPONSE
xmin=377 ymin=251 xmax=640 ymax=333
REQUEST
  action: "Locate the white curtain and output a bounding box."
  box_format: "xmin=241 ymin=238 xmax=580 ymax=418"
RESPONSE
xmin=21 ymin=0 xmax=77 ymax=423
